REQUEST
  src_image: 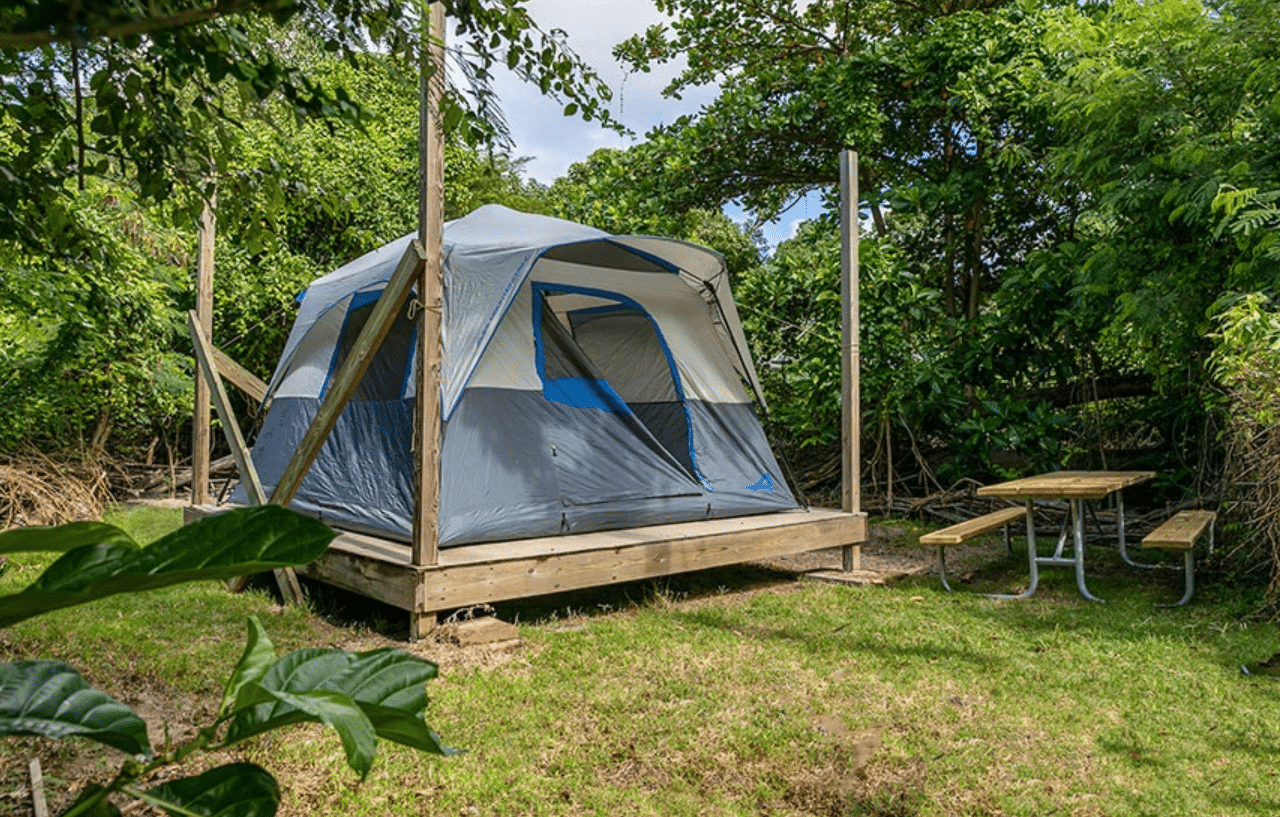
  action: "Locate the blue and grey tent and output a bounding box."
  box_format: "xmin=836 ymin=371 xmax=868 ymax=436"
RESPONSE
xmin=240 ymin=205 xmax=797 ymax=547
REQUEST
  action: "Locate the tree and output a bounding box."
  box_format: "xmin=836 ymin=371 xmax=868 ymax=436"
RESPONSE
xmin=607 ymin=0 xmax=1280 ymax=489
xmin=1020 ymin=0 xmax=1280 ymax=477
xmin=615 ymin=0 xmax=1069 ymax=320
xmin=0 ymin=0 xmax=616 ymax=254
xmin=610 ymin=0 xmax=1094 ymax=481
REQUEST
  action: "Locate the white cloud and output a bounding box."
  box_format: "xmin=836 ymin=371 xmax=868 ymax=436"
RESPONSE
xmin=490 ymin=0 xmax=714 ymax=184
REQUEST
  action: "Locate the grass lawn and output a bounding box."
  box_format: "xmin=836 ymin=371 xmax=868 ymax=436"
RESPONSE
xmin=3 ymin=505 xmax=1279 ymax=816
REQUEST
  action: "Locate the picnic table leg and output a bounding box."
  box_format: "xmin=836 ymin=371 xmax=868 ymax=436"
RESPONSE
xmin=1052 ymin=504 xmax=1071 ymax=559
xmin=1114 ymin=491 xmax=1163 ymax=570
xmin=986 ymin=500 xmax=1040 ymax=600
xmin=1071 ymin=499 xmax=1105 ymax=602
xmin=937 ymin=546 xmax=955 ymax=593
xmin=1157 ymin=516 xmax=1213 ymax=607
xmin=1163 ymin=550 xmax=1195 ymax=607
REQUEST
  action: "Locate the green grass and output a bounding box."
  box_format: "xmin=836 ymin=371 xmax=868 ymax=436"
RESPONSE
xmin=3 ymin=510 xmax=1279 ymax=816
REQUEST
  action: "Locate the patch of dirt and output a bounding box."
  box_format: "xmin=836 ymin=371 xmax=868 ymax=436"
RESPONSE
xmin=754 ymin=521 xmax=1007 ymax=582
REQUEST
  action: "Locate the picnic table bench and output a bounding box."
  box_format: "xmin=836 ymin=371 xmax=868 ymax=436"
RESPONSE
xmin=919 ymin=506 xmax=1025 ymax=593
xmin=1142 ymin=510 xmax=1217 ymax=606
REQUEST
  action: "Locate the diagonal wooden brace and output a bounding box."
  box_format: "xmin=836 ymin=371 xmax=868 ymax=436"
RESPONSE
xmin=188 ymin=312 xmax=305 ymax=605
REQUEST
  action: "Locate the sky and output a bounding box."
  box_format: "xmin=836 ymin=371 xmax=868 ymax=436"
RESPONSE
xmin=487 ymin=0 xmax=817 ymax=247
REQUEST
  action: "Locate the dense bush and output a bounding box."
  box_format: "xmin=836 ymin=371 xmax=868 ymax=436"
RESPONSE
xmin=1212 ymin=293 xmax=1280 ymax=612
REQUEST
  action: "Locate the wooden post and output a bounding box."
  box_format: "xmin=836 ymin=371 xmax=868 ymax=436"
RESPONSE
xmin=189 ymin=312 xmax=305 ymax=605
xmin=840 ymin=150 xmax=862 ymax=572
xmin=28 ymin=758 xmax=47 ymax=817
xmin=192 ymin=195 xmax=215 ymax=505
xmin=410 ymin=1 xmax=446 ymax=641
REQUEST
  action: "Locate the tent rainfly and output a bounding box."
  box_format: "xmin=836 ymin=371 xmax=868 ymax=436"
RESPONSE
xmin=237 ymin=205 xmax=799 ymax=547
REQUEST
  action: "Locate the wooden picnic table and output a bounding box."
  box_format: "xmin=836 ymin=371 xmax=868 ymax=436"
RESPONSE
xmin=975 ymin=470 xmax=1156 ymax=501
xmin=975 ymin=470 xmax=1157 ymax=602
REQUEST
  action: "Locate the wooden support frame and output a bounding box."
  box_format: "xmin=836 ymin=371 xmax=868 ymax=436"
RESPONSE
xmin=268 ymin=241 xmax=426 ymax=508
xmin=188 ymin=311 xmax=304 ymax=605
xmin=185 ymin=2 xmax=868 ymax=638
xmin=840 ymin=150 xmax=862 ymax=572
xmin=211 ymin=345 xmax=268 ymax=406
xmin=413 ymin=1 xmax=446 ymax=570
xmin=192 ymin=197 xmax=215 ymax=505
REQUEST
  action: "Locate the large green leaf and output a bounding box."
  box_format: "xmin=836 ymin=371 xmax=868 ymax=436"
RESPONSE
xmin=0 ymin=521 xmax=138 ymax=556
xmin=221 ymin=646 xmax=452 ymax=770
xmin=219 ymin=616 xmax=276 ymax=719
xmin=0 ymin=660 xmax=150 ymax=756
xmin=264 ymin=688 xmax=377 ymax=779
xmin=361 ymin=703 xmax=457 ymax=756
xmin=0 ymin=506 xmax=334 ymax=627
xmin=137 ymin=763 xmax=279 ymax=817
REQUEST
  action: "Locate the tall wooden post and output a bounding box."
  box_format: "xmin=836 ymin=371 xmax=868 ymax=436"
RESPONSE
xmin=840 ymin=151 xmax=862 ymax=572
xmin=411 ymin=2 xmax=446 ymax=639
xmin=192 ymin=194 xmax=216 ymax=506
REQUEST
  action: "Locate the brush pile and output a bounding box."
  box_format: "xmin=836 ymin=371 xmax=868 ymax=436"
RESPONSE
xmin=0 ymin=451 xmax=110 ymax=529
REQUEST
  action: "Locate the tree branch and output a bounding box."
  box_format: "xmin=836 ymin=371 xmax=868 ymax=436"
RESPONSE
xmin=0 ymin=0 xmax=291 ymax=49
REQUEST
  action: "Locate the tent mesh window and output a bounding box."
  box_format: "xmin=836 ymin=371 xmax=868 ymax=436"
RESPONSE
xmin=537 ymin=288 xmax=697 ymax=478
xmin=327 ymin=294 xmax=417 ymax=401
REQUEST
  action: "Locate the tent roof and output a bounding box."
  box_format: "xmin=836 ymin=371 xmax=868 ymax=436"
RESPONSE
xmin=265 ymin=204 xmax=766 ymax=413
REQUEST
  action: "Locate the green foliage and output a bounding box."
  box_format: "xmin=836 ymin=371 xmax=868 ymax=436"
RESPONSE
xmin=1033 ymin=0 xmax=1254 ymax=365
xmin=737 ymin=216 xmax=1074 ymax=485
xmin=0 ymin=0 xmax=616 ymax=255
xmin=0 ymin=505 xmax=334 ymax=627
xmin=0 ymin=660 xmax=152 ymax=755
xmin=0 ymin=506 xmax=452 ymax=815
xmin=0 ymin=182 xmax=193 ymax=453
xmin=599 ymin=0 xmax=1280 ymax=493
xmin=1211 ymin=293 xmax=1280 ymax=604
xmin=139 ymin=763 xmax=280 ymax=817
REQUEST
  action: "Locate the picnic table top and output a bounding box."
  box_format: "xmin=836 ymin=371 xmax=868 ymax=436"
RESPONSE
xmin=975 ymin=470 xmax=1157 ymax=501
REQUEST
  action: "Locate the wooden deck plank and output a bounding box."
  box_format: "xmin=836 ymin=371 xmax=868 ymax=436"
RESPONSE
xmin=419 ymin=511 xmax=866 ymax=611
xmin=187 ymin=505 xmax=866 ymax=613
xmin=295 ymin=546 xmax=419 ymax=609
xmin=433 ymin=509 xmax=855 ymax=565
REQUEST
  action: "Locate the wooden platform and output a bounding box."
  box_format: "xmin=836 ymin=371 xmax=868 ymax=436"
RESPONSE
xmin=187 ymin=506 xmax=866 ymax=628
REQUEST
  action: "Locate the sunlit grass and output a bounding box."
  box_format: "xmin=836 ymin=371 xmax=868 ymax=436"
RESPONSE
xmin=3 ymin=510 xmax=1278 ymax=816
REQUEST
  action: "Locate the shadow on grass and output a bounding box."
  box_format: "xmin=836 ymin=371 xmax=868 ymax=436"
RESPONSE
xmin=245 ymin=560 xmax=810 ymax=641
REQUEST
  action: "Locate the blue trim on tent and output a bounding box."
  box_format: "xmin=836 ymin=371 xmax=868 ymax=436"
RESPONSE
xmin=601 ymin=238 xmax=680 ymax=274
xmin=531 ymin=284 xmax=632 ymax=415
xmin=444 ymin=238 xmax=688 ymax=422
xmin=531 ymin=281 xmax=708 ymax=489
xmin=320 ymin=288 xmax=385 ymax=399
